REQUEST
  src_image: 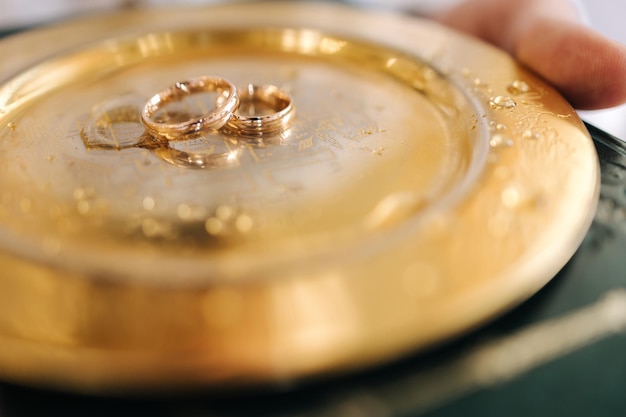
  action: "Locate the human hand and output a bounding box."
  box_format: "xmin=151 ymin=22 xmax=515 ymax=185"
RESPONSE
xmin=436 ymin=0 xmax=626 ymax=110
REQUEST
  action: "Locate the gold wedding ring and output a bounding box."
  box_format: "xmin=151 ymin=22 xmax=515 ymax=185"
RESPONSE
xmin=141 ymin=76 xmax=239 ymax=140
xmin=224 ymin=84 xmax=295 ymax=135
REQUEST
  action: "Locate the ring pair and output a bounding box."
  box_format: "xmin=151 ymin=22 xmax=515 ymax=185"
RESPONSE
xmin=141 ymin=76 xmax=294 ymax=140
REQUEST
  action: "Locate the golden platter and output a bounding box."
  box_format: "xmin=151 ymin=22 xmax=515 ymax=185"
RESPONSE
xmin=0 ymin=2 xmax=599 ymax=392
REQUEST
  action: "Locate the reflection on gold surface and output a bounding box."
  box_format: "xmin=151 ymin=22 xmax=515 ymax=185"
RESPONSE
xmin=0 ymin=2 xmax=599 ymax=392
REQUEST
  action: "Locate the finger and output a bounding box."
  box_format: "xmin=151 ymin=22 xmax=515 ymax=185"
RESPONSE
xmin=437 ymin=0 xmax=626 ymax=110
xmin=515 ymin=19 xmax=626 ymax=110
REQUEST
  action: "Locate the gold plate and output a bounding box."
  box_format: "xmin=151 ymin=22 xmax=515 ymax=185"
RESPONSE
xmin=0 ymin=2 xmax=599 ymax=392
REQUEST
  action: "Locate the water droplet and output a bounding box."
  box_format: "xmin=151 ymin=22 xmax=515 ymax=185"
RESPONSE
xmin=235 ymin=214 xmax=253 ymax=233
xmin=522 ymin=127 xmax=557 ymax=141
xmin=205 ymin=217 xmax=223 ymax=236
xmin=176 ymin=204 xmax=206 ymax=221
xmin=489 ymin=134 xmax=514 ymax=148
xmin=216 ymin=205 xmax=235 ymax=222
xmin=501 ymin=187 xmax=522 ymax=208
xmin=488 ymin=122 xmax=509 ymax=132
xmin=522 ymin=129 xmax=541 ymax=140
xmin=489 ymin=96 xmax=517 ymax=109
xmin=177 ymin=204 xmax=192 ymax=220
xmin=507 ymin=80 xmax=530 ymax=95
xmin=143 ymin=197 xmax=156 ymax=211
xmin=73 ymin=187 xmax=95 ymax=201
xmin=461 ymin=68 xmax=471 ymax=77
xmin=6 ymin=122 xmax=16 ymax=131
xmin=47 ymin=155 xmax=56 ymax=162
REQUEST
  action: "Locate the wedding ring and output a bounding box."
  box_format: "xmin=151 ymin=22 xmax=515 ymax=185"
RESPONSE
xmin=224 ymin=84 xmax=295 ymax=135
xmin=141 ymin=76 xmax=239 ymax=140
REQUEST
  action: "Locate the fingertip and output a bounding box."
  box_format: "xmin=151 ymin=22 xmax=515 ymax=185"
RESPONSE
xmin=515 ymin=19 xmax=626 ymax=110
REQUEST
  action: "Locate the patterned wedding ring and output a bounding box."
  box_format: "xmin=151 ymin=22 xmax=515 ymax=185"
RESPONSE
xmin=141 ymin=76 xmax=239 ymax=140
xmin=224 ymin=84 xmax=295 ymax=136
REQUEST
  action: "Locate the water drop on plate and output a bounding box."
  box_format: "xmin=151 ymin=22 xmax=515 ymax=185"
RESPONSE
xmin=489 ymin=96 xmax=517 ymax=109
xmin=507 ymin=80 xmax=530 ymax=95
